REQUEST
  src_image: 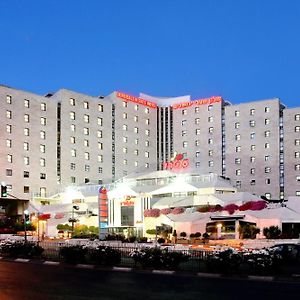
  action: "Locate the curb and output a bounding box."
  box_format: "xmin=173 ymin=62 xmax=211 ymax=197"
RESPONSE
xmin=1 ymin=257 xmax=300 ymax=283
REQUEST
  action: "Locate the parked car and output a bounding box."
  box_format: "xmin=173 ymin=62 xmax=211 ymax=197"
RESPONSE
xmin=269 ymin=243 xmax=300 ymax=262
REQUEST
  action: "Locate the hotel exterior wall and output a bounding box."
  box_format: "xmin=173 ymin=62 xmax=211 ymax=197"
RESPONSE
xmin=53 ymin=89 xmax=112 ymax=186
xmin=110 ymin=92 xmax=158 ymax=179
xmin=224 ymin=99 xmax=281 ymax=199
xmin=0 ymin=85 xmax=57 ymax=199
xmin=172 ymin=101 xmax=223 ymax=174
xmin=283 ymin=107 xmax=300 ymax=197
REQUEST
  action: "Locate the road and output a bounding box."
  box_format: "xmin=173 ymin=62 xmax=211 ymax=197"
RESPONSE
xmin=0 ymin=260 xmax=299 ymax=300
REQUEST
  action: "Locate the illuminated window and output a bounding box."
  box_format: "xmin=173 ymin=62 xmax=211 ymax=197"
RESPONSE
xmin=145 ymin=151 xmax=149 ymax=158
xmin=208 ymin=161 xmax=214 ymax=167
xmin=236 ymin=169 xmax=241 ymax=176
xmin=84 ymin=152 xmax=90 ymax=160
xmin=235 ymin=134 xmax=241 ymax=141
xmin=182 ymin=109 xmax=187 ymax=115
xmin=251 ymin=145 xmax=256 ymax=151
xmin=6 ymin=95 xmax=12 ymax=104
xmin=295 ymin=139 xmax=300 ymax=146
xmin=235 ymin=111 xmax=240 ymax=117
xmin=265 ymin=118 xmax=270 ymax=125
xmin=24 ymin=114 xmax=30 ymax=123
xmin=295 ymin=114 xmax=300 ymax=121
xmin=295 ymin=152 xmax=300 ymax=158
xmin=145 ymin=108 xmax=149 ymax=114
xmin=98 ymin=104 xmax=103 ymax=112
xmin=70 ymin=136 xmax=75 ymax=144
xmin=24 ymin=128 xmax=30 ymax=136
xmin=134 ymin=104 xmax=139 ymax=111
xmin=195 ymin=118 xmax=200 ymax=125
xmin=70 ymin=98 xmax=75 ymax=106
xmin=235 ymin=158 xmax=241 ymax=164
xmin=208 ymin=127 xmax=214 ymax=133
xmin=195 ymin=107 xmax=200 ymax=113
xmin=70 ymin=112 xmax=75 ymax=120
xmin=71 ymin=149 xmax=76 ymax=157
xmin=295 ymin=126 xmax=300 ymax=132
xmin=250 ymin=168 xmax=255 ymax=174
xmin=41 ymin=117 xmax=46 ymax=126
xmin=250 ymin=109 xmax=255 ymax=115
xmin=134 ymin=139 xmax=139 ymax=145
xmin=208 ymin=116 xmax=213 ymax=122
xmin=134 ymin=116 xmax=138 ymax=122
xmin=208 ymin=105 xmax=213 ymax=111
xmin=235 ymin=122 xmax=240 ymax=129
xmin=183 ymin=141 xmax=188 ymax=148
xmin=265 ymin=130 xmax=270 ymax=137
xmin=83 ymin=101 xmax=89 ymax=109
xmin=40 ymin=144 xmax=45 ymax=153
xmin=98 ymin=117 xmax=103 ymax=126
xmin=6 ymin=139 xmax=11 ymax=148
xmin=123 ymin=147 xmax=127 ymax=154
xmin=24 ymin=157 xmax=30 ymax=165
xmin=84 ymin=140 xmax=89 ymax=147
xmin=97 ymin=130 xmax=102 ymax=138
xmin=265 ymin=167 xmax=271 ymax=173
xmin=250 ymin=157 xmax=255 ymax=163
xmin=41 ymin=103 xmax=46 ymax=111
xmin=250 ymin=132 xmax=255 ymax=139
xmin=146 ymin=119 xmax=150 ymax=125
xmin=145 ymin=129 xmax=150 ymax=136
xmin=83 ymin=128 xmax=89 ymax=135
xmin=24 ymin=99 xmax=30 ymax=108
xmin=98 ymin=142 xmax=103 ymax=150
xmin=7 ymin=154 xmax=12 ymax=163
xmin=84 ymin=115 xmax=90 ymax=123
xmin=71 ymin=124 xmax=76 ymax=132
xmin=134 ymin=127 xmax=139 ymax=133
xmin=265 ymin=107 xmax=270 ymax=113
xmin=123 ymin=101 xmax=127 ymax=108
xmin=196 ymin=129 xmax=201 ymax=135
xmin=24 ymin=142 xmax=29 ymax=151
xmin=6 ymin=110 xmax=11 ymax=119
xmin=181 ymin=120 xmax=187 ymax=126
xmin=135 ymin=161 xmax=138 ymax=167
xmin=236 ymin=146 xmax=241 ymax=152
xmin=123 ymin=136 xmax=127 ymax=143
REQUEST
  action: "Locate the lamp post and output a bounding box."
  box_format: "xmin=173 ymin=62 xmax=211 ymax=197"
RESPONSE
xmin=69 ymin=205 xmax=79 ymax=237
xmin=24 ymin=209 xmax=30 ymax=243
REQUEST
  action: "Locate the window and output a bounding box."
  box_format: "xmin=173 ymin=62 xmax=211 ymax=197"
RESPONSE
xmin=208 ymin=105 xmax=213 ymax=111
xmin=40 ymin=144 xmax=45 ymax=153
xmin=41 ymin=103 xmax=46 ymax=111
xmin=265 ymin=107 xmax=270 ymax=113
xmin=84 ymin=152 xmax=90 ymax=160
xmin=70 ymin=112 xmax=76 ymax=120
xmin=250 ymin=156 xmax=255 ymax=163
xmin=265 ymin=143 xmax=270 ymax=149
xmin=24 ymin=157 xmax=30 ymax=165
xmin=145 ymin=108 xmax=149 ymax=114
xmin=235 ymin=111 xmax=240 ymax=117
xmin=84 ymin=128 xmax=89 ymax=135
xmin=295 ymin=164 xmax=300 ymax=171
xmin=251 ymin=145 xmax=256 ymax=151
xmin=134 ymin=139 xmax=139 ymax=145
xmin=134 ymin=161 xmax=138 ymax=167
xmin=182 ymin=130 xmax=187 ymax=137
xmin=295 ymin=114 xmax=300 ymax=121
xmin=208 ymin=150 xmax=213 ymax=156
xmin=6 ymin=110 xmax=11 ymax=119
xmin=123 ymin=112 xmax=127 ymax=119
xmin=145 ymin=163 xmax=149 ymax=168
xmin=123 ymin=124 xmax=128 ymax=131
xmin=181 ymin=120 xmax=187 ymax=126
xmin=195 ymin=107 xmax=200 ymax=113
xmin=265 ymin=193 xmax=271 ymax=200
xmin=145 ymin=129 xmax=150 ymax=136
xmin=208 ymin=138 xmax=213 ymax=144
xmin=265 ymin=119 xmax=270 ymax=125
xmin=265 ymin=167 xmax=271 ymax=173
xmin=123 ymin=147 xmax=127 ymax=154
xmin=40 ymin=158 xmax=45 ymax=167
xmin=295 ymin=152 xmax=300 ymax=158
xmin=98 ymin=142 xmax=103 ymax=150
xmin=134 ymin=127 xmax=139 ymax=133
xmin=6 ymin=139 xmax=11 ymax=148
xmin=134 ymin=116 xmax=138 ymax=122
xmin=71 ymin=124 xmax=76 ymax=132
xmin=196 ymin=129 xmax=201 ymax=135
xmin=265 ymin=178 xmax=271 ymax=184
xmin=6 ymin=95 xmax=12 ymax=104
xmin=208 ymin=161 xmax=214 ymax=167
xmin=83 ymin=101 xmax=89 ymax=109
xmin=98 ymin=167 xmax=103 ymax=173
xmin=296 ymin=126 xmax=300 ymax=132
xmin=265 ymin=130 xmax=270 ymax=137
xmin=98 ymin=104 xmax=103 ymax=112
xmin=235 ymin=158 xmax=241 ymax=164
xmin=40 ymin=173 xmax=46 ymax=179
xmin=195 ymin=140 xmax=200 ymax=146
xmin=196 ymin=151 xmax=200 ymax=157
xmin=6 ymin=124 xmax=12 ymax=133
xmin=123 ymin=159 xmax=127 ymax=165
xmin=97 ymin=130 xmax=102 ymax=138
xmin=295 ymin=139 xmax=300 ymax=146
xmin=84 ymin=165 xmax=90 ymax=172
xmin=84 ymin=140 xmax=89 ymax=147
xmin=134 ymin=149 xmax=139 ymax=155
xmin=6 ymin=169 xmax=12 ymax=176
xmin=123 ymin=101 xmax=127 ymax=108
xmin=236 ymin=181 xmax=241 ymax=188
xmin=296 ymin=176 xmax=300 ymax=182
xmin=84 ymin=115 xmax=90 ymax=123
xmin=134 ymin=104 xmax=139 ymax=111
xmin=250 ymin=132 xmax=255 ymax=139
xmin=208 ymin=116 xmax=213 ymax=122
xmin=70 ymin=163 xmax=76 ymax=170
xmin=250 ymin=109 xmax=255 ymax=115
xmin=236 ymin=169 xmax=241 ymax=176
xmin=250 ymin=179 xmax=256 ymax=185
xmin=236 ymin=146 xmax=241 ymax=152
xmin=235 ymin=122 xmax=240 ymax=129
xmin=71 ymin=149 xmax=76 ymax=157
xmin=24 ymin=99 xmax=30 ymax=108
xmin=249 ymin=120 xmax=255 ymax=127
xmin=40 ymin=117 xmax=46 ymax=126
xmin=145 ymin=140 xmax=149 ymax=147
xmin=195 ymin=118 xmax=200 ymax=125
xmin=145 ymin=151 xmax=149 ymax=158
xmin=7 ymin=154 xmax=12 ymax=163
xmin=182 ymin=109 xmax=187 ymax=115
xmin=208 ymin=127 xmax=214 ymax=133
xmin=24 ymin=142 xmax=29 ymax=151
xmin=196 ymin=162 xmax=200 ymax=168
xmin=235 ymin=134 xmax=241 ymax=141
xmin=183 ymin=141 xmax=188 ymax=148
xmin=24 ymin=128 xmax=29 ymax=136
xmin=98 ymin=117 xmax=103 ymax=126
xmin=70 ymin=136 xmax=76 ymax=144
xmin=250 ymin=168 xmax=255 ymax=174
xmin=296 ymin=191 xmax=300 ymax=196
xmin=71 ymin=176 xmax=76 ymax=183
xmin=146 ymin=119 xmax=150 ymax=125
xmin=40 ymin=131 xmax=46 ymax=139
xmin=70 ymin=98 xmax=75 ymax=106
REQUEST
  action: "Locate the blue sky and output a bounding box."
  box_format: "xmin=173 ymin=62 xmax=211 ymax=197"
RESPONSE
xmin=1 ymin=0 xmax=300 ymax=107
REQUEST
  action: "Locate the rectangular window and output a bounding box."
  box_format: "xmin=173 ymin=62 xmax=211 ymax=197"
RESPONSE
xmin=24 ymin=128 xmax=30 ymax=136
xmin=40 ymin=144 xmax=45 ymax=153
xmin=181 ymin=120 xmax=187 ymax=126
xmin=183 ymin=141 xmax=188 ymax=148
xmin=145 ymin=129 xmax=150 ymax=136
xmin=250 ymin=156 xmax=255 ymax=163
xmin=208 ymin=127 xmax=214 ymax=133
xmin=84 ymin=140 xmax=89 ymax=147
xmin=250 ymin=168 xmax=255 ymax=174
xmin=145 ymin=140 xmax=149 ymax=147
xmin=84 ymin=115 xmax=90 ymax=123
xmin=40 ymin=131 xmax=46 ymax=139
xmin=295 ymin=126 xmax=300 ymax=132
xmin=71 ymin=176 xmax=76 ymax=183
xmin=182 ymin=109 xmax=187 ymax=115
xmin=71 ymin=124 xmax=76 ymax=132
xmin=41 ymin=103 xmax=46 ymax=111
xmin=265 ymin=155 xmax=270 ymax=161
xmin=265 ymin=107 xmax=270 ymax=113
xmin=84 ymin=128 xmax=89 ymax=135
xmin=6 ymin=95 xmax=12 ymax=104
xmin=6 ymin=124 xmax=12 ymax=133
xmin=265 ymin=119 xmax=270 ymax=125
xmin=24 ymin=157 xmax=30 ymax=165
xmin=40 ymin=158 xmax=45 ymax=167
xmin=85 ymin=165 xmax=90 ymax=172
xmin=249 ymin=120 xmax=255 ymax=127
xmin=123 ymin=159 xmax=127 ymax=165
xmin=40 ymin=173 xmax=46 ymax=179
xmin=295 ymin=139 xmax=300 ymax=146
xmin=83 ymin=101 xmax=89 ymax=109
xmin=70 ymin=98 xmax=75 ymax=106
xmin=70 ymin=136 xmax=76 ymax=144
xmin=146 ymin=119 xmax=150 ymax=125
xmin=265 ymin=143 xmax=270 ymax=149
xmin=265 ymin=130 xmax=270 ymax=137
xmin=98 ymin=167 xmax=103 ymax=173
xmin=295 ymin=164 xmax=300 ymax=171
xmin=145 ymin=151 xmax=149 ymax=158
xmin=6 ymin=139 xmax=12 ymax=148
xmin=24 ymin=142 xmax=29 ymax=151
xmin=235 ymin=134 xmax=241 ymax=141
xmin=295 ymin=152 xmax=300 ymax=158
xmin=134 ymin=149 xmax=139 ymax=155
xmin=123 ymin=101 xmax=127 ymax=108
xmin=70 ymin=163 xmax=76 ymax=170
xmin=24 ymin=99 xmax=30 ymax=108
xmin=97 ymin=130 xmax=102 ymax=138
xmin=235 ymin=158 xmax=241 ymax=164
xmin=208 ymin=138 xmax=213 ymax=144
xmin=6 ymin=110 xmax=12 ymax=119
xmin=251 ymin=145 xmax=256 ymax=151
xmin=7 ymin=154 xmax=12 ymax=163
xmin=208 ymin=161 xmax=214 ymax=167
xmin=98 ymin=142 xmax=103 ymax=150
xmin=208 ymin=116 xmax=213 ymax=122
xmin=123 ymin=147 xmax=128 ymax=153
xmin=40 ymin=117 xmax=46 ymax=126
xmin=195 ymin=118 xmax=200 ymax=125
xmin=196 ymin=151 xmax=200 ymax=157
xmin=235 ymin=122 xmax=240 ymax=129
xmin=235 ymin=111 xmax=240 ymax=117
xmin=250 ymin=132 xmax=255 ymax=139
xmin=71 ymin=149 xmax=76 ymax=157
xmin=208 ymin=150 xmax=213 ymax=156
xmin=295 ymin=114 xmax=300 ymax=121
xmin=265 ymin=178 xmax=271 ymax=184
xmin=98 ymin=104 xmax=103 ymax=112
xmin=134 ymin=104 xmax=139 ymax=111
xmin=134 ymin=116 xmax=138 ymax=122
xmin=123 ymin=124 xmax=128 ymax=131
xmin=250 ymin=179 xmax=256 ymax=185
xmin=236 ymin=146 xmax=241 ymax=152
xmin=208 ymin=105 xmax=213 ymax=111
xmin=265 ymin=167 xmax=271 ymax=173
xmin=196 ymin=129 xmax=201 ymax=135
xmin=236 ymin=169 xmax=241 ymax=176
xmin=6 ymin=169 xmax=12 ymax=176
xmin=145 ymin=107 xmax=149 ymax=114
xmin=84 ymin=152 xmax=90 ymax=160
xmin=250 ymin=109 xmax=255 ymax=115
xmin=134 ymin=127 xmax=139 ymax=133
xmin=134 ymin=161 xmax=138 ymax=167
xmin=195 ymin=140 xmax=200 ymax=146
xmin=70 ymin=112 xmax=76 ymax=120
xmin=98 ymin=117 xmax=103 ymax=126
xmin=98 ymin=155 xmax=103 ymax=162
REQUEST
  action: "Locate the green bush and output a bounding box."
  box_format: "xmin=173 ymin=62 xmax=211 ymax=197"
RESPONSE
xmin=263 ymin=226 xmax=281 ymax=239
xmin=87 ymin=246 xmax=121 ymax=265
xmin=239 ymin=224 xmax=260 ymax=239
xmin=0 ymin=240 xmax=44 ymax=258
xmin=59 ymin=245 xmax=87 ymax=264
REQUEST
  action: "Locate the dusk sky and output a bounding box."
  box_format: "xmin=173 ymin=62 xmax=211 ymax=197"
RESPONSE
xmin=1 ymin=0 xmax=300 ymax=107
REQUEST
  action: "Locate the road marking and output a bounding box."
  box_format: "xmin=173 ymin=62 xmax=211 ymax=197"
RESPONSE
xmin=112 ymin=267 xmax=132 ymax=272
xmin=76 ymin=264 xmax=94 ymax=269
xmin=15 ymin=258 xmax=30 ymax=263
xmin=197 ymin=272 xmax=221 ymax=278
xmin=292 ymin=274 xmax=300 ymax=277
xmin=248 ymin=275 xmax=274 ymax=281
xmin=152 ymin=270 xmax=175 ymax=275
xmin=43 ymin=261 xmax=60 ymax=265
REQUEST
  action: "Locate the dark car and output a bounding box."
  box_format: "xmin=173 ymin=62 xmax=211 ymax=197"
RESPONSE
xmin=269 ymin=243 xmax=300 ymax=262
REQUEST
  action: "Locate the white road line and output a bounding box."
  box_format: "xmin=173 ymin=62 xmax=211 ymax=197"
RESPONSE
xmin=197 ymin=272 xmax=221 ymax=278
xmin=248 ymin=275 xmax=274 ymax=281
xmin=152 ymin=270 xmax=175 ymax=275
xmin=112 ymin=267 xmax=132 ymax=272
xmin=76 ymin=264 xmax=94 ymax=269
xmin=43 ymin=261 xmax=60 ymax=265
xmin=15 ymin=258 xmax=30 ymax=263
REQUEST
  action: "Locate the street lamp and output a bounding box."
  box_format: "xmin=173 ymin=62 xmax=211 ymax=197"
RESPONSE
xmin=68 ymin=205 xmax=79 ymax=236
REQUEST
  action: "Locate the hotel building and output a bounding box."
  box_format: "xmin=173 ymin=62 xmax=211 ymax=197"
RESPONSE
xmin=0 ymin=84 xmax=300 ymax=201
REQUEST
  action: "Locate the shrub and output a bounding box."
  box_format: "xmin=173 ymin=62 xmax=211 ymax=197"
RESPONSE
xmin=59 ymin=245 xmax=87 ymax=264
xmin=87 ymin=246 xmax=121 ymax=265
xmin=144 ymin=209 xmax=161 ymax=218
xmin=189 ymin=233 xmax=195 ymax=238
xmin=239 ymin=224 xmax=260 ymax=239
xmin=157 ymin=238 xmax=165 ymax=244
xmin=0 ymin=240 xmax=44 ymax=258
xmin=160 ymin=208 xmax=172 ymax=215
xmin=263 ymin=226 xmax=282 ymax=239
xmin=194 ymin=232 xmax=201 ymax=238
xmin=171 ymin=207 xmax=185 ymax=215
xmin=179 ymin=232 xmax=187 ymax=238
xmin=146 ymin=229 xmax=157 ymax=235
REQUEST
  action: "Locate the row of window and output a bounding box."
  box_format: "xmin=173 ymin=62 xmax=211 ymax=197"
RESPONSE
xmin=182 ymin=105 xmax=214 ymax=115
xmin=6 ymin=169 xmax=46 ymax=179
xmin=234 ymin=107 xmax=270 ymax=116
xmin=69 ymin=112 xmax=103 ymax=124
xmin=122 ymin=148 xmax=150 ymax=157
xmin=6 ymin=95 xmax=47 ymax=110
xmin=123 ymin=137 xmax=150 ymax=146
xmin=122 ymin=101 xmax=150 ymax=113
xmin=122 ymin=113 xmax=151 ymax=124
xmin=69 ymin=98 xmax=104 ymax=112
xmin=122 ymin=125 xmax=151 ymax=135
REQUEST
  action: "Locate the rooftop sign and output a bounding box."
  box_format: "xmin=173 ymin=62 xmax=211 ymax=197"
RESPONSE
xmin=162 ymin=153 xmax=189 ymax=170
xmin=116 ymin=92 xmax=157 ymax=109
xmin=172 ymin=96 xmax=222 ymax=110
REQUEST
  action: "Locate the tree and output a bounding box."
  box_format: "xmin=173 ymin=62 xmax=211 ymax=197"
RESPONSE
xmin=238 ymin=224 xmax=260 ymax=239
xmin=263 ymin=226 xmax=281 ymax=239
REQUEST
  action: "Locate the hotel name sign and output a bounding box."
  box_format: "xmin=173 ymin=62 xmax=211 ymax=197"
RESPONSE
xmin=162 ymin=153 xmax=189 ymax=170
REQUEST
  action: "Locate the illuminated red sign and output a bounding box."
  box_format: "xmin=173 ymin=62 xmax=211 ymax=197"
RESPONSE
xmin=172 ymin=96 xmax=222 ymax=110
xmin=121 ymin=195 xmax=135 ymax=206
xmin=116 ymin=92 xmax=157 ymax=109
xmin=162 ymin=153 xmax=189 ymax=170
